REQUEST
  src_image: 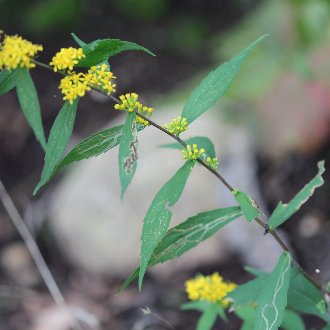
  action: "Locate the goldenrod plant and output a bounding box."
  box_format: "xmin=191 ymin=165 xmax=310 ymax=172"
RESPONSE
xmin=0 ymin=31 xmax=329 ymax=329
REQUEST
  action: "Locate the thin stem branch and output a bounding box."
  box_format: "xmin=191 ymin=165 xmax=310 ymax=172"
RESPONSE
xmin=0 ymin=180 xmax=84 ymax=330
xmin=33 ymin=60 xmax=323 ymax=290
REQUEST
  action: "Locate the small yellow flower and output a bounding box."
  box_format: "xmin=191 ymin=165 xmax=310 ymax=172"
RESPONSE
xmin=114 ymin=93 xmax=153 ymax=126
xmin=59 ymin=72 xmax=90 ymax=104
xmin=163 ymin=116 xmax=188 ymax=136
xmin=205 ymin=156 xmax=219 ymax=170
xmin=0 ymin=34 xmax=43 ymax=70
xmin=185 ymin=272 xmax=237 ymax=307
xmin=50 ymin=47 xmax=85 ymax=72
xmin=85 ymin=64 xmax=116 ymax=95
xmin=182 ymin=144 xmax=205 ymax=161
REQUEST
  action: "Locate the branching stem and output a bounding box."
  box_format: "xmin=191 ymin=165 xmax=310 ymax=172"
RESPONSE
xmin=33 ymin=60 xmax=323 ymax=290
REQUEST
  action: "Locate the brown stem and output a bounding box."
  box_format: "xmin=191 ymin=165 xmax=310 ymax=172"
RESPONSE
xmin=33 ymin=59 xmax=323 ymax=291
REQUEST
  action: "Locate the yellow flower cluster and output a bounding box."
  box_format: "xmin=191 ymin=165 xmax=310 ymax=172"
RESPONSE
xmin=185 ymin=273 xmax=237 ymax=306
xmin=114 ymin=93 xmax=153 ymax=126
xmin=50 ymin=47 xmax=85 ymax=72
xmin=205 ymin=156 xmax=219 ymax=170
xmin=85 ymin=64 xmax=116 ymax=95
xmin=58 ymin=64 xmax=116 ymax=104
xmin=163 ymin=116 xmax=188 ymax=136
xmin=182 ymin=144 xmax=205 ymax=160
xmin=59 ymin=73 xmax=88 ymax=104
xmin=0 ymin=34 xmax=43 ymax=70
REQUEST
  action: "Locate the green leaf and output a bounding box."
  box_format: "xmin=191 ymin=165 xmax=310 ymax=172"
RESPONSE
xmin=150 ymin=206 xmax=242 ymax=265
xmin=280 ymin=309 xmax=305 ymax=330
xmin=56 ymin=125 xmax=124 ymax=172
xmin=121 ymin=206 xmax=241 ymax=291
xmin=71 ymin=32 xmax=87 ymax=47
xmin=181 ymin=35 xmax=267 ymax=124
xmin=254 ymin=252 xmax=292 ymax=330
xmin=197 ymin=304 xmax=219 ymax=330
xmin=71 ymin=33 xmax=111 ymax=70
xmin=34 ymin=100 xmax=78 ymax=195
xmin=229 ymin=275 xmax=268 ymax=308
xmin=75 ymin=37 xmax=155 ymax=68
xmin=15 ymin=67 xmax=46 ymax=150
xmin=233 ymin=190 xmax=260 ymax=222
xmin=181 ymin=300 xmax=211 ymax=312
xmin=288 ymin=267 xmax=329 ymax=322
xmin=53 ymin=124 xmax=145 ymax=178
xmin=269 ymin=161 xmax=325 ymax=229
xmin=119 ymin=112 xmax=138 ymax=198
xmin=0 ymin=69 xmax=16 ymax=95
xmin=139 ymin=161 xmax=194 ymax=289
xmin=235 ymin=305 xmax=257 ymax=330
xmin=160 ymin=136 xmax=216 ymax=158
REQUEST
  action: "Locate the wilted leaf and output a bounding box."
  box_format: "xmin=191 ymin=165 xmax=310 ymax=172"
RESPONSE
xmin=34 ymin=100 xmax=78 ymax=195
xmin=269 ymin=161 xmax=325 ymax=229
xmin=139 ymin=161 xmax=194 ymax=289
xmin=119 ymin=112 xmax=138 ymax=198
xmin=181 ymin=35 xmax=267 ymax=124
xmin=15 ymin=67 xmax=46 ymax=150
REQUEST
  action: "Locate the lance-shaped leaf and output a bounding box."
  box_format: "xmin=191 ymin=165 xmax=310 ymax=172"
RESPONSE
xmin=254 ymin=252 xmax=292 ymax=330
xmin=56 ymin=125 xmax=124 ymax=172
xmin=53 ymin=124 xmax=145 ymax=178
xmin=15 ymin=67 xmax=46 ymax=150
xmin=120 ymin=206 xmax=242 ymax=291
xmin=288 ymin=267 xmax=329 ymax=322
xmin=233 ymin=190 xmax=260 ymax=222
xmin=0 ymin=69 xmax=16 ymax=95
xmin=71 ymin=33 xmax=111 ymax=70
xmin=160 ymin=136 xmax=216 ymax=158
xmin=119 ymin=112 xmax=138 ymax=198
xmin=181 ymin=35 xmax=266 ymax=124
xmin=269 ymin=161 xmax=325 ymax=229
xmin=74 ymin=36 xmax=155 ymax=68
xmin=151 ymin=206 xmax=242 ymax=264
xmin=197 ymin=304 xmax=220 ymax=330
xmin=34 ymin=100 xmax=78 ymax=195
xmin=139 ymin=161 xmax=194 ymax=289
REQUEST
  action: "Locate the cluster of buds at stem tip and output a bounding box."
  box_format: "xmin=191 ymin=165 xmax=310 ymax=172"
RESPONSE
xmin=163 ymin=116 xmax=188 ymax=136
xmin=114 ymin=93 xmax=154 ymax=126
xmin=182 ymin=144 xmax=205 ymax=160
